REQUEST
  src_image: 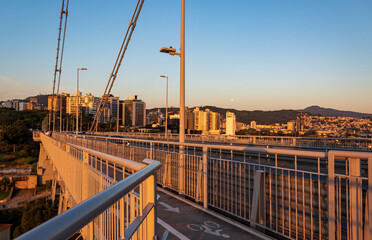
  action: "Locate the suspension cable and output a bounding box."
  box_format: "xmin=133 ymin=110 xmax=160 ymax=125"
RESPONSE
xmin=49 ymin=0 xmax=69 ymax=131
xmin=55 ymin=0 xmax=70 ymax=132
xmin=90 ymin=0 xmax=145 ymax=132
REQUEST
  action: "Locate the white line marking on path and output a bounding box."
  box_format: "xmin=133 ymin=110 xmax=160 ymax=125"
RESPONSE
xmin=159 ymin=201 xmax=180 ymax=213
xmin=158 ymin=187 xmax=274 ymax=240
xmin=158 ymin=218 xmax=190 ymax=240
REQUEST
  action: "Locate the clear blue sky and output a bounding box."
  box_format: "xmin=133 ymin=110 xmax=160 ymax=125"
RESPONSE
xmin=1 ymin=0 xmax=371 ymax=113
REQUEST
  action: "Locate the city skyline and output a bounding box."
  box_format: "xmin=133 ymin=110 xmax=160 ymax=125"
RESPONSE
xmin=3 ymin=90 xmax=372 ymax=116
xmin=1 ymin=0 xmax=371 ymax=112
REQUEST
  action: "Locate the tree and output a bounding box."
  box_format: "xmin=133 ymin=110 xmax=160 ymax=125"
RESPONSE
xmin=13 ymin=199 xmax=58 ymax=238
xmin=303 ymin=130 xmax=317 ymax=136
xmin=0 ymin=178 xmax=11 ymax=191
xmin=236 ymin=128 xmax=259 ymax=135
xmin=1 ymin=124 xmax=31 ymax=145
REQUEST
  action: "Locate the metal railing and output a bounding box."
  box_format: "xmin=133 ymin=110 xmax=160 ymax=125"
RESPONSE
xmin=24 ymin=133 xmax=160 ymax=240
xmin=95 ymin=131 xmax=372 ymax=151
xmin=54 ymin=132 xmax=372 ymax=240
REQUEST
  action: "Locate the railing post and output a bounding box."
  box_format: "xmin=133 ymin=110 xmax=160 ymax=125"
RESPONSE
xmin=106 ymin=138 xmax=108 ymax=154
xmin=163 ymin=155 xmax=170 ymax=187
xmin=120 ymin=197 xmax=125 ymax=239
xmin=149 ymin=142 xmax=153 ymax=159
xmin=82 ymin=150 xmax=93 ymax=240
xmin=349 ymin=157 xmax=361 ymax=240
xmin=141 ymin=173 xmax=156 ymax=239
xmin=250 ymin=170 xmax=265 ymax=228
xmin=367 ymin=157 xmax=372 ymax=240
xmin=328 ymin=152 xmax=336 ymax=240
xmin=202 ymin=146 xmax=208 ymax=209
xmin=179 ymin=145 xmax=185 ymax=195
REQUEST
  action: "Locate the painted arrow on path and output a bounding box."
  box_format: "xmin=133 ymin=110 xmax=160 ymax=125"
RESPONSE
xmin=159 ymin=201 xmax=180 ymax=213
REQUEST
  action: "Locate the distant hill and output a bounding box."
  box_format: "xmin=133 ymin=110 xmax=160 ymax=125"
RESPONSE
xmin=147 ymin=105 xmax=372 ymax=125
xmin=299 ymin=105 xmax=372 ymax=118
xmin=147 ymin=106 xmax=299 ymax=125
xmin=24 ymin=94 xmax=51 ymax=108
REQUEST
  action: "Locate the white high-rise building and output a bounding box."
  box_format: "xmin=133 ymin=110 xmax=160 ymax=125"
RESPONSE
xmin=250 ymin=121 xmax=257 ymax=129
xmin=226 ymin=111 xmax=236 ymax=135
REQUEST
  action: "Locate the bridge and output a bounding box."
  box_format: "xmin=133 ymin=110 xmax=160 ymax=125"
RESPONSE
xmin=15 ymin=131 xmax=372 ymax=240
xmin=5 ymin=0 xmax=370 ymax=238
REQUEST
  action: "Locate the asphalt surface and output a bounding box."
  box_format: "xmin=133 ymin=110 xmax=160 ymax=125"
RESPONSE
xmin=157 ymin=190 xmax=265 ymax=240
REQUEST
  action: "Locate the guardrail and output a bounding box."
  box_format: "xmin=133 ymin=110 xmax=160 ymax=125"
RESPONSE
xmin=95 ymin=131 xmax=372 ymax=151
xmin=21 ymin=133 xmax=160 ymax=240
xmin=54 ymin=132 xmax=372 ymax=240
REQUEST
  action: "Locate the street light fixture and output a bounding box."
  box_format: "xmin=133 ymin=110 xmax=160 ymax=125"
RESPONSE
xmin=160 ymin=75 xmax=169 ymax=138
xmin=159 ymin=44 xmax=184 ymax=143
xmin=160 ymin=47 xmax=180 ymax=56
xmin=159 ymin=0 xmax=185 ymax=194
xmin=76 ymin=67 xmax=87 ymax=135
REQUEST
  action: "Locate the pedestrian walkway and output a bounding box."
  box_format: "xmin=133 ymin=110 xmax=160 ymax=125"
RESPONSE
xmin=157 ymin=189 xmax=270 ymax=240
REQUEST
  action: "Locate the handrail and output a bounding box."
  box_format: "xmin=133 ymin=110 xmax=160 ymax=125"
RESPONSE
xmin=67 ymin=133 xmax=327 ymax=159
xmin=93 ymin=131 xmax=372 ymax=151
xmin=58 ymin=138 xmax=146 ymax=171
xmin=95 ymin=131 xmax=372 ymax=141
xmin=328 ymin=150 xmax=372 ymax=158
xmin=16 ymin=159 xmax=161 ymax=240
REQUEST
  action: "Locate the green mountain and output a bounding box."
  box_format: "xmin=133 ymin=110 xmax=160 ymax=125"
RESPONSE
xmin=299 ymin=105 xmax=372 ymax=118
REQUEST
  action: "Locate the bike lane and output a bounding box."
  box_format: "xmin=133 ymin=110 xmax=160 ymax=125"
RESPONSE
xmin=157 ymin=189 xmax=269 ymax=240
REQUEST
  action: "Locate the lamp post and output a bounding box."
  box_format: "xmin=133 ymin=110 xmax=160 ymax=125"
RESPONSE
xmin=160 ymin=75 xmax=169 ymax=138
xmin=76 ymin=67 xmax=87 ymax=135
xmin=160 ymin=0 xmax=185 ymax=194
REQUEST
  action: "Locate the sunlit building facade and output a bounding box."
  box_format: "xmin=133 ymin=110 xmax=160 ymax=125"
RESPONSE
xmin=66 ymin=92 xmax=83 ymax=115
xmin=226 ymin=111 xmax=236 ymax=135
xmin=121 ymin=95 xmax=146 ymax=127
xmin=209 ymin=111 xmax=221 ymax=131
xmin=48 ymin=93 xmax=68 ymax=114
xmin=82 ymin=93 xmax=100 ymax=115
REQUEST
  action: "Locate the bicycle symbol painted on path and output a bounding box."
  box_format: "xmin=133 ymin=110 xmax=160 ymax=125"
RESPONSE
xmin=186 ymin=221 xmax=230 ymax=238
